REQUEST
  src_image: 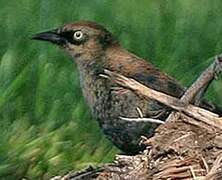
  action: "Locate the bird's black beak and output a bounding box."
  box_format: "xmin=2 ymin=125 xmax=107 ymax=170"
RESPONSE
xmin=32 ymin=29 xmax=66 ymax=45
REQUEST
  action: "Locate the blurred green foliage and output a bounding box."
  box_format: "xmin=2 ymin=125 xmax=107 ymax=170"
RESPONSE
xmin=0 ymin=0 xmax=222 ymax=179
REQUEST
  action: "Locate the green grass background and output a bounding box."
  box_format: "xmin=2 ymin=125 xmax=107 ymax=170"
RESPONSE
xmin=1 ymin=0 xmax=222 ymax=179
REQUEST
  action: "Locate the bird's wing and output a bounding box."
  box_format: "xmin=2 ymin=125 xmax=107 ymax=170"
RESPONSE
xmin=134 ymin=71 xmax=184 ymax=97
xmin=128 ymin=62 xmax=185 ymax=98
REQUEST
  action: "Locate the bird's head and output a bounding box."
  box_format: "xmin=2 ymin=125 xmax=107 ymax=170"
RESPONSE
xmin=32 ymin=21 xmax=119 ymax=62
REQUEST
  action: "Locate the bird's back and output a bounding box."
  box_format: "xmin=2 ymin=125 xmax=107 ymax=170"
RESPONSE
xmin=104 ymin=46 xmax=185 ymax=98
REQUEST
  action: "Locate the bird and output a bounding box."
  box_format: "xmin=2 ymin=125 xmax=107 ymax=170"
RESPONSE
xmin=32 ymin=21 xmax=222 ymax=154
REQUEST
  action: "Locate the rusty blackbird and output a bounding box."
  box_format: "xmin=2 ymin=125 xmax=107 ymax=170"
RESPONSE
xmin=32 ymin=21 xmax=222 ymax=154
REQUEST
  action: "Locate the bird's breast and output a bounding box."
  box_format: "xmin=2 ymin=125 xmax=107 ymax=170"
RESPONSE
xmin=78 ymin=68 xmax=110 ymax=117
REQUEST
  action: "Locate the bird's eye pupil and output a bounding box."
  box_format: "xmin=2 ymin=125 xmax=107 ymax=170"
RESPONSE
xmin=73 ymin=31 xmax=83 ymax=40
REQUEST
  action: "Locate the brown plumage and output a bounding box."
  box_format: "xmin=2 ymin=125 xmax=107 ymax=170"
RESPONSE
xmin=32 ymin=21 xmax=222 ymax=154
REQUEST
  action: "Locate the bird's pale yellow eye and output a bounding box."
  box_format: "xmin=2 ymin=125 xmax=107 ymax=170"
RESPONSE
xmin=73 ymin=31 xmax=83 ymax=40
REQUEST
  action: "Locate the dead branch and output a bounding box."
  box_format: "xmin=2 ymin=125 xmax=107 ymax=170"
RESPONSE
xmin=205 ymin=152 xmax=222 ymax=180
xmin=119 ymin=117 xmax=165 ymax=124
xmin=164 ymin=54 xmax=222 ymax=122
xmin=181 ymin=54 xmax=222 ymax=105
